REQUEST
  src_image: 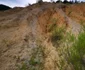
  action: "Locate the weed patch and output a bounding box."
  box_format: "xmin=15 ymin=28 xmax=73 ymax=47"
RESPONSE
xmin=47 ymin=20 xmax=65 ymax=47
xmin=18 ymin=44 xmax=45 ymax=70
xmin=67 ymin=32 xmax=85 ymax=70
xmin=59 ymin=31 xmax=85 ymax=70
xmin=29 ymin=45 xmax=45 ymax=70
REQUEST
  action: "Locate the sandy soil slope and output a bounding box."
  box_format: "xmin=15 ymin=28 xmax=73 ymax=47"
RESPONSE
xmin=0 ymin=2 xmax=84 ymax=70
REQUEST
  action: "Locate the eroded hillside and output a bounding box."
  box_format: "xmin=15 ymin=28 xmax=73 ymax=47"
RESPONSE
xmin=0 ymin=2 xmax=85 ymax=70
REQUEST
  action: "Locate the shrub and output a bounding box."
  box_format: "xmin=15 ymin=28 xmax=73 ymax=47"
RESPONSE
xmin=47 ymin=21 xmax=65 ymax=47
xmin=66 ymin=32 xmax=85 ymax=70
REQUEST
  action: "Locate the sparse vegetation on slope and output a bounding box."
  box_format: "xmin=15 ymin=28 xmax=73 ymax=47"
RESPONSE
xmin=28 ymin=45 xmax=45 ymax=70
xmin=18 ymin=44 xmax=45 ymax=70
xmin=0 ymin=2 xmax=85 ymax=70
xmin=47 ymin=18 xmax=66 ymax=48
xmin=57 ymin=28 xmax=85 ymax=70
xmin=68 ymin=32 xmax=85 ymax=70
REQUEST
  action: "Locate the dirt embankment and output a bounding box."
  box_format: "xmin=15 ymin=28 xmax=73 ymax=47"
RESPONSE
xmin=0 ymin=2 xmax=84 ymax=70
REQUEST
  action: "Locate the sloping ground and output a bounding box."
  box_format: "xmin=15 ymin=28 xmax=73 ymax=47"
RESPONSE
xmin=62 ymin=3 xmax=85 ymax=23
xmin=0 ymin=2 xmax=84 ymax=70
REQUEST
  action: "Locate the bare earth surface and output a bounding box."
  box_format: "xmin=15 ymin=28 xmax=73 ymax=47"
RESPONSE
xmin=0 ymin=2 xmax=85 ymax=70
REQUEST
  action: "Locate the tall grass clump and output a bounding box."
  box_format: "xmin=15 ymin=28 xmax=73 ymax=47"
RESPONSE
xmin=56 ymin=32 xmax=75 ymax=70
xmin=28 ymin=45 xmax=45 ymax=70
xmin=67 ymin=24 xmax=85 ymax=70
xmin=57 ymin=26 xmax=85 ymax=70
xmin=47 ymin=18 xmax=66 ymax=47
xmin=68 ymin=32 xmax=85 ymax=70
